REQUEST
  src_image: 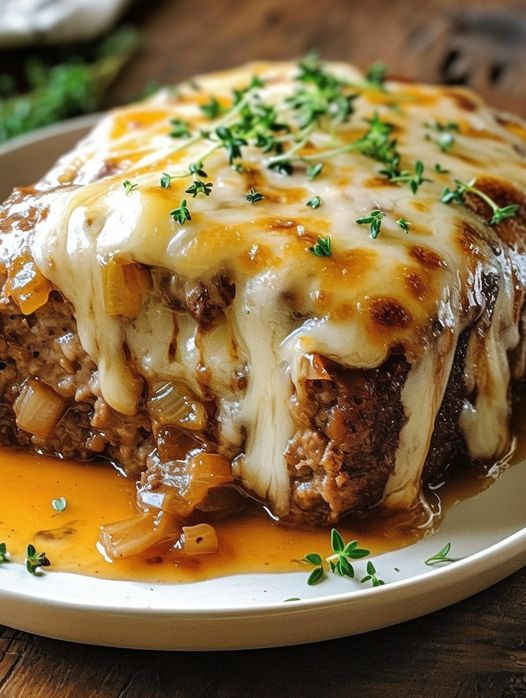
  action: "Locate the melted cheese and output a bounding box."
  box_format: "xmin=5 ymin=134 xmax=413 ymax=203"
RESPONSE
xmin=3 ymin=61 xmax=526 ymax=515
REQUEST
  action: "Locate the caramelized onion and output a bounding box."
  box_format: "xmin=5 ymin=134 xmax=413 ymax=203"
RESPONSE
xmin=147 ymin=381 xmax=207 ymax=431
xmin=102 ymin=258 xmax=151 ymax=318
xmin=99 ymin=511 xmax=180 ymax=560
xmin=14 ymin=379 xmax=65 ymax=437
xmin=4 ymin=252 xmax=52 ymax=315
xmin=181 ymin=524 xmax=218 ymax=554
xmin=137 ymin=453 xmax=233 ymax=519
xmin=156 ymin=426 xmax=205 ymax=462
xmin=196 ymin=485 xmax=247 ymax=518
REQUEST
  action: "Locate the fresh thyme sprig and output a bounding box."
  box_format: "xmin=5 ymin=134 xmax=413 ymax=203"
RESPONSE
xmin=424 ymin=542 xmax=458 ymax=566
xmin=0 ymin=542 xmax=9 ymax=562
xmin=360 ymin=561 xmax=385 ymax=587
xmin=287 ymin=53 xmax=358 ymax=128
xmin=307 ymin=163 xmax=324 ymax=180
xmin=25 ymin=544 xmax=51 ymax=575
xmin=356 ymin=209 xmax=385 ymax=239
xmin=0 ymin=26 xmax=138 ymax=144
xmin=269 ymin=112 xmax=398 ymax=170
xmin=122 ymin=180 xmax=138 ymax=196
xmin=200 ymin=96 xmax=225 ymax=119
xmin=215 ymin=125 xmax=248 ymax=164
xmin=169 ymin=118 xmax=191 ymax=138
xmin=303 ymin=553 xmax=326 ymax=585
xmin=301 ymin=528 xmax=371 ymax=585
xmin=327 ymin=529 xmax=370 ymax=577
xmin=246 ymin=187 xmax=264 ymax=204
xmin=170 ymin=199 xmax=192 ymax=224
xmin=441 ymin=178 xmax=520 ymax=225
xmin=309 ymin=235 xmax=332 ymax=257
xmin=185 ymin=179 xmax=213 ymax=197
xmin=397 ymin=217 xmax=410 ymax=233
xmin=381 ymin=160 xmax=431 ymax=194
xmin=306 ymin=196 xmax=321 ymax=209
xmin=363 ymin=63 xmax=387 ymax=90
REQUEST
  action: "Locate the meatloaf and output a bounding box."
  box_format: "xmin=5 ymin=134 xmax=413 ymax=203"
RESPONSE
xmin=1 ymin=58 xmax=526 ymax=531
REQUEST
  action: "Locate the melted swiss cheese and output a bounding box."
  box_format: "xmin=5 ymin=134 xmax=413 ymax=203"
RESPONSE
xmin=2 ymin=61 xmax=526 ymax=515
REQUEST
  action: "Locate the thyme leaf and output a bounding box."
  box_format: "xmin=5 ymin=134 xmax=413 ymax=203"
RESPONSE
xmin=246 ymin=187 xmax=264 ymax=204
xmin=424 ymin=542 xmax=458 ymax=566
xmin=170 ymin=199 xmax=191 ymax=224
xmin=26 ymin=544 xmax=50 ymax=575
xmin=356 ymin=209 xmax=385 ymax=239
xmin=309 ymin=235 xmax=332 ymax=257
xmin=122 ymin=180 xmax=138 ymax=196
xmin=440 ymin=178 xmax=520 ymax=225
xmin=0 ymin=542 xmax=9 ymax=562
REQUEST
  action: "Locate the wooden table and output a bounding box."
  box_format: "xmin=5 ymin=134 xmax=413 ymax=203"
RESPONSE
xmin=1 ymin=0 xmax=526 ymax=694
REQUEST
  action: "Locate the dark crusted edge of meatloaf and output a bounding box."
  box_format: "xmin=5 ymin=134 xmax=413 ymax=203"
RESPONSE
xmin=0 ymin=280 xmax=501 ymax=526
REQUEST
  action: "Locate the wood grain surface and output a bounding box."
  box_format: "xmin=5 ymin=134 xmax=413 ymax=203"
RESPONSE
xmin=1 ymin=0 xmax=526 ymax=695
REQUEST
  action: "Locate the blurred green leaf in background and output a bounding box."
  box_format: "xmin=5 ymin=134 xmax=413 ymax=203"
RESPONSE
xmin=0 ymin=26 xmax=138 ymax=143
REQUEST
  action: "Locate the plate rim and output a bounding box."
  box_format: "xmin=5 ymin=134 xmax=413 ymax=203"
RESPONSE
xmin=0 ymin=115 xmax=524 ymax=649
xmin=0 ymin=524 xmax=523 ymax=617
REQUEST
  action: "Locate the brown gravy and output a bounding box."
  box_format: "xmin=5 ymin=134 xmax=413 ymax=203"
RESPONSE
xmin=0 ymin=398 xmax=522 ymax=583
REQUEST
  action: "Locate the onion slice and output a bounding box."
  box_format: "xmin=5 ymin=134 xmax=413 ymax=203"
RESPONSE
xmin=99 ymin=511 xmax=180 ymax=560
xmin=14 ymin=379 xmax=66 ymax=437
xmin=147 ymin=381 xmax=207 ymax=431
xmin=181 ymin=524 xmax=218 ymax=554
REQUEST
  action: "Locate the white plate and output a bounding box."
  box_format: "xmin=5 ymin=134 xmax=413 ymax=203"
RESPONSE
xmin=0 ymin=119 xmax=525 ymax=651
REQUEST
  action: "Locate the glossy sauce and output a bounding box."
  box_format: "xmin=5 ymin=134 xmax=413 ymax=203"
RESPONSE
xmin=1 ymin=399 xmax=523 ymax=583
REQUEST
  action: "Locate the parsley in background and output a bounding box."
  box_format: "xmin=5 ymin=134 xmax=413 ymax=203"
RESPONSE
xmin=0 ymin=26 xmax=138 ymax=144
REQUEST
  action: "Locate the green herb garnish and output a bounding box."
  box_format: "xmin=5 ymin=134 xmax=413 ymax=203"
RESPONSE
xmin=170 ymin=199 xmax=192 ymax=224
xmin=268 ymin=160 xmax=294 ymax=176
xmin=302 ymin=529 xmax=372 ymax=584
xmin=303 ymin=553 xmax=326 ymax=585
xmin=356 ymin=209 xmax=385 ymax=239
xmin=169 ymin=118 xmax=191 ymax=138
xmin=246 ymin=188 xmax=264 ymax=204
xmin=424 ymin=542 xmax=457 ymax=566
xmin=397 ymin=217 xmax=410 ymax=233
xmin=434 ymin=163 xmax=450 ymax=174
xmin=189 ymin=161 xmax=208 ymax=177
xmin=309 ymin=235 xmax=332 ymax=257
xmin=360 ymin=560 xmax=385 ymax=587
xmin=51 ymin=497 xmax=67 ymax=513
xmin=122 ymin=180 xmax=138 ymax=196
xmin=25 ymin=544 xmax=50 ymax=575
xmin=364 ymin=63 xmax=387 ymax=90
xmin=353 ymin=112 xmax=398 ymax=164
xmin=382 ymin=160 xmax=430 ymax=194
xmin=307 ymin=163 xmax=324 ymax=180
xmin=0 ymin=542 xmax=9 ymax=562
xmin=185 ymin=179 xmax=213 ymax=197
xmin=327 ymin=529 xmax=370 ymax=578
xmin=160 ymin=173 xmax=173 ymax=189
xmin=0 ymin=27 xmax=138 ymax=144
xmin=200 ymin=96 xmax=224 ymax=119
xmin=287 ymin=53 xmax=357 ymax=128
xmin=306 ymin=196 xmax=321 ymax=209
xmin=215 ymin=125 xmax=248 ymax=163
xmin=441 ymin=178 xmax=520 ymax=225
